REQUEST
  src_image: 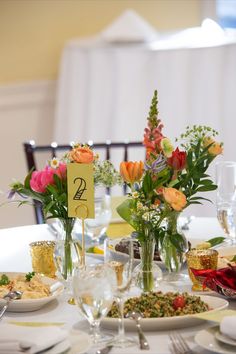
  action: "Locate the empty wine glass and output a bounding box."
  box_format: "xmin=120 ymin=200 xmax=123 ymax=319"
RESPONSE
xmin=216 ymin=161 xmax=236 ymax=244
xmin=104 ymin=237 xmax=136 ymax=348
xmin=85 ymin=188 xmax=112 ymax=244
xmin=73 ymin=264 xmax=116 ymax=344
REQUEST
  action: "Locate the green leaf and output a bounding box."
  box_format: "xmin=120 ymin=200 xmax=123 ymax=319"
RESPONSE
xmin=230 ymin=255 xmax=236 ymax=262
xmin=207 ymin=236 xmax=226 ymax=247
xmin=116 ymin=199 xmax=136 ymax=228
xmin=170 ymin=233 xmax=187 ymax=252
xmin=196 ymin=185 xmax=217 ymax=192
xmin=142 ymin=172 xmax=153 ymax=195
xmin=199 ymin=179 xmax=214 ymax=186
xmin=24 ymin=168 xmax=34 ymax=189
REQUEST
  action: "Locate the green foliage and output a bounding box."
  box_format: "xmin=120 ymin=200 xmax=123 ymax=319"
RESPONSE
xmin=0 ymin=274 xmax=10 ymax=285
xmin=25 ymin=271 xmax=36 ymax=282
xmin=93 ymin=160 xmax=122 ymax=187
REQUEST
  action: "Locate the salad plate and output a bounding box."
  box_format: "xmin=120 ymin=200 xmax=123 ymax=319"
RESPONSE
xmin=195 ymin=326 xmax=236 ymax=354
xmin=0 ymin=272 xmax=64 ymax=312
xmin=101 ymin=295 xmax=228 ymax=331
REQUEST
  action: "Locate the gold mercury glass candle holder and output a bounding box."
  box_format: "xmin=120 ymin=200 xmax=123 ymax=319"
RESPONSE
xmin=186 ymin=248 xmax=218 ymax=291
xmin=30 ymin=241 xmax=56 ymax=278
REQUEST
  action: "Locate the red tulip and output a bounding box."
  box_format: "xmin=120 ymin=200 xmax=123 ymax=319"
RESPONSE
xmin=167 ymin=148 xmax=187 ymax=171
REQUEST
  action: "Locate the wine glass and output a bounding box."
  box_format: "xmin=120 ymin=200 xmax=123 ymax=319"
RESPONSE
xmin=85 ymin=193 xmax=112 ymax=244
xmin=216 ymin=161 xmax=236 ymax=244
xmin=73 ymin=264 xmax=116 ymax=344
xmin=104 ymin=237 xmax=136 ymax=348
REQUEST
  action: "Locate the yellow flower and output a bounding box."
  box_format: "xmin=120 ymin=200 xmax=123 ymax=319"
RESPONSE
xmin=163 ymin=187 xmax=187 ymax=211
xmin=203 ymin=137 xmax=223 ymax=156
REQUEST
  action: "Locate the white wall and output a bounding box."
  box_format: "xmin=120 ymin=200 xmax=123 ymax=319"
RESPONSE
xmin=0 ymin=81 xmax=56 ymax=228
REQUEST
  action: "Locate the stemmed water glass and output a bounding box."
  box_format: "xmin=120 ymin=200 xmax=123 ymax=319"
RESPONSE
xmin=104 ymin=237 xmax=136 ymax=348
xmin=73 ymin=264 xmax=116 ymax=344
xmin=85 ymin=193 xmax=112 ymax=244
xmin=216 ymin=161 xmax=236 ymax=244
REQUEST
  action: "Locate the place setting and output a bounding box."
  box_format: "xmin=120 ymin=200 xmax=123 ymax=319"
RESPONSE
xmin=2 ymin=90 xmax=236 ymax=354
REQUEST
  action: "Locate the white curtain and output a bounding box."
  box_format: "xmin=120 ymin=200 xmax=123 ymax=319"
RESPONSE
xmin=54 ymin=29 xmax=236 ymax=217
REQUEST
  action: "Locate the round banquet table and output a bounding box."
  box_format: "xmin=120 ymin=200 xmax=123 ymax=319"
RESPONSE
xmin=0 ymin=218 xmax=235 ymax=354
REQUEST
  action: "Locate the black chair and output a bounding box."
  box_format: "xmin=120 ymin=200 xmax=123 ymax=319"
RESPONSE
xmin=23 ymin=140 xmax=144 ymax=224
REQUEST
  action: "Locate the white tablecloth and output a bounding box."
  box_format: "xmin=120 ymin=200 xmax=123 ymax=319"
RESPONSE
xmin=0 ymin=218 xmax=235 ymax=354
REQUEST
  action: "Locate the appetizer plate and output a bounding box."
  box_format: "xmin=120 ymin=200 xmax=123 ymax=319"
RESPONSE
xmin=215 ymin=330 xmax=236 ymax=347
xmin=0 ymin=272 xmax=64 ymax=312
xmin=101 ymin=295 xmax=228 ymax=331
xmin=217 ymin=246 xmax=236 ymax=268
xmin=195 ymin=326 xmax=236 ymax=354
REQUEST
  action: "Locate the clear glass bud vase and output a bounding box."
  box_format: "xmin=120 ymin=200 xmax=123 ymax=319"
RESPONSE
xmin=134 ymin=236 xmax=162 ymax=293
xmin=54 ymin=217 xmax=82 ymax=292
xmin=159 ymin=211 xmax=188 ymax=282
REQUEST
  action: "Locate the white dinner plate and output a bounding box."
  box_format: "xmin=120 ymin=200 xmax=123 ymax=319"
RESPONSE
xmin=195 ymin=326 xmax=236 ymax=354
xmin=215 ymin=330 xmax=236 ymax=347
xmin=101 ymin=295 xmax=228 ymax=331
xmin=0 ymin=272 xmax=64 ymax=312
xmin=69 ymin=330 xmax=92 ymax=354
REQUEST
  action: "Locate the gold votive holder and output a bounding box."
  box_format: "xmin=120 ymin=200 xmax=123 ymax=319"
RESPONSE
xmin=186 ymin=248 xmax=218 ymax=291
xmin=29 ymin=241 xmax=56 ymax=278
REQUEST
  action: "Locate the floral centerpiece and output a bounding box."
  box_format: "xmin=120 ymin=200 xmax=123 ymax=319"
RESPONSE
xmin=118 ymin=90 xmax=223 ymax=291
xmin=8 ymin=144 xmax=121 ymax=281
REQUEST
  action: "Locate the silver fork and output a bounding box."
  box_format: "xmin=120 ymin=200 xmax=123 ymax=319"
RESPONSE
xmin=169 ymin=332 xmax=194 ymax=354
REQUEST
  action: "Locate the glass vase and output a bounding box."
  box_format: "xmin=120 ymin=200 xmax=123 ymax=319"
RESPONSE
xmin=54 ymin=217 xmax=82 ymax=293
xmin=159 ymin=211 xmax=188 ymax=282
xmin=134 ymin=236 xmax=162 ymax=293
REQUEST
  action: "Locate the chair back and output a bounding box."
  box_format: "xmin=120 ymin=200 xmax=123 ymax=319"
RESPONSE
xmin=23 ymin=140 xmax=144 ymax=224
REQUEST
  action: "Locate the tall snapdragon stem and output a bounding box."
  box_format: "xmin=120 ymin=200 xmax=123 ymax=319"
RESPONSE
xmin=61 ymin=218 xmax=75 ymax=280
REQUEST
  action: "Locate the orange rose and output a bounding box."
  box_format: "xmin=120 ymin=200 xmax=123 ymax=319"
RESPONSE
xmin=120 ymin=161 xmax=144 ymax=183
xmin=163 ymin=187 xmax=187 ymax=211
xmin=69 ymin=146 xmax=95 ymax=163
xmin=203 ymin=137 xmax=223 ymax=156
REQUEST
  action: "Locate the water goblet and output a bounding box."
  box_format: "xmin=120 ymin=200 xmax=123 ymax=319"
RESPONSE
xmin=85 ymin=193 xmax=112 ymax=244
xmin=216 ymin=161 xmax=236 ymax=244
xmin=104 ymin=237 xmax=136 ymax=348
xmin=73 ymin=264 xmax=116 ymax=345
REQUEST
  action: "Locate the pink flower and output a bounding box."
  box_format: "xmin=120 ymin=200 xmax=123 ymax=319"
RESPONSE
xmin=30 ymin=166 xmax=55 ymax=193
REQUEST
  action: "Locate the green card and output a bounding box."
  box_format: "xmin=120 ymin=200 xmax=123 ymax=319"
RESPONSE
xmin=67 ymin=163 xmax=94 ymax=219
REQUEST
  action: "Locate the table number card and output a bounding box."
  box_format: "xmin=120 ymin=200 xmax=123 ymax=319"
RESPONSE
xmin=67 ymin=163 xmax=94 ymax=219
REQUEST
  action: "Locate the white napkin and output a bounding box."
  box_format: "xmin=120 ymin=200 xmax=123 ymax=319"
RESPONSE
xmin=0 ymin=324 xmax=68 ymax=353
xmin=100 ymin=9 xmax=158 ymax=43
xmin=220 ymin=316 xmax=236 ymax=341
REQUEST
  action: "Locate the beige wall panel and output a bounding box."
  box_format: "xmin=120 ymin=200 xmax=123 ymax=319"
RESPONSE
xmin=0 ymin=0 xmax=201 ymax=83
xmin=0 ymin=81 xmax=56 ymax=228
